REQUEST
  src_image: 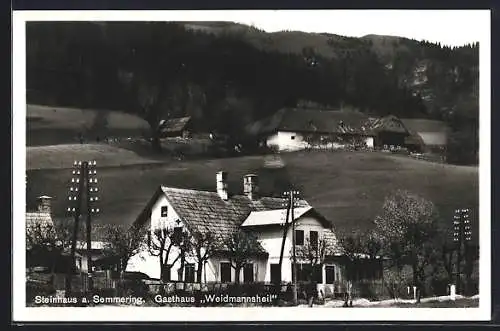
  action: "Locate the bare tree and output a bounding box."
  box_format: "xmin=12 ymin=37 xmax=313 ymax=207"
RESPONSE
xmin=26 ymin=218 xmax=74 ymax=280
xmin=189 ymin=229 xmax=220 ymax=283
xmin=223 ymin=230 xmax=262 ymax=284
xmin=102 ymin=224 xmax=147 ymax=275
xmin=294 ymin=236 xmax=327 ymax=306
xmin=172 ymin=230 xmax=192 ymax=283
xmin=148 ymin=227 xmax=176 ymax=281
xmin=374 ymin=190 xmax=439 ymax=302
xmin=294 ymin=237 xmax=327 ymax=282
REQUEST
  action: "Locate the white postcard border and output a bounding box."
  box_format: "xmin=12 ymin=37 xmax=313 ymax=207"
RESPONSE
xmin=12 ymin=9 xmax=491 ymax=322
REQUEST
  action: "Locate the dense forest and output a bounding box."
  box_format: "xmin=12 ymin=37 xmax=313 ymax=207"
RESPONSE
xmin=26 ymin=22 xmax=479 ymax=164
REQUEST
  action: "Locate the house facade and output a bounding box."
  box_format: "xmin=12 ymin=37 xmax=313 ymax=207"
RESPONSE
xmin=246 ymin=108 xmax=377 ymax=152
xmin=127 ymin=171 xmax=346 ymax=293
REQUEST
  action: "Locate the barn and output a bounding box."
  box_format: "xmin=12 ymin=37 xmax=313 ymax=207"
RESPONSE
xmin=158 ymin=116 xmax=192 ymax=138
xmin=401 ymin=118 xmax=450 ymax=153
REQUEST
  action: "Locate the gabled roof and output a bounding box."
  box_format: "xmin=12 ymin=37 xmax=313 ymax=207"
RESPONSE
xmin=159 ymin=116 xmax=191 ymax=134
xmin=134 ymin=186 xmax=310 ymax=239
xmin=366 ymin=115 xmax=409 ymax=134
xmin=246 ymin=108 xmax=378 ymax=136
xmin=26 ymin=211 xmax=53 ymax=228
xmin=241 ymin=207 xmax=313 ymax=227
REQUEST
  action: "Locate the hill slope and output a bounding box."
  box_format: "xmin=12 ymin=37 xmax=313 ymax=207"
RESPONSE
xmin=27 ymin=104 xmax=149 ymax=146
xmin=26 ymin=150 xmax=479 ymax=241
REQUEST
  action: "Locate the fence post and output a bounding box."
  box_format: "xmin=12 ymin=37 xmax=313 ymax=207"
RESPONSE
xmin=450 ymin=284 xmax=456 ymax=301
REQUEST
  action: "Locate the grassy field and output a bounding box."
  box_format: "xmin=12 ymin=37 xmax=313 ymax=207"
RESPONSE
xmin=26 ymin=104 xmax=149 ymax=146
xmin=26 ymin=144 xmax=165 ymax=170
xmin=26 ymin=149 xmax=479 ymax=241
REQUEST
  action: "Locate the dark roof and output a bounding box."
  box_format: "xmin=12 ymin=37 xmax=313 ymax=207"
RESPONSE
xmin=134 ymin=186 xmax=343 ymax=255
xmin=246 ymin=108 xmax=375 ymax=136
xmin=136 ymin=186 xmax=310 ymax=239
xmin=159 ymin=116 xmax=191 ymax=134
xmin=246 ymin=108 xmax=409 ymax=136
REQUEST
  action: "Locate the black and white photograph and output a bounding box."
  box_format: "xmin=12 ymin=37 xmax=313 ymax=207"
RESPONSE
xmin=13 ymin=9 xmax=491 ymax=322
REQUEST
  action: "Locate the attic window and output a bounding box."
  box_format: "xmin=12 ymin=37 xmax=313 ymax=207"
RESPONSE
xmin=161 ymin=206 xmax=168 ymax=217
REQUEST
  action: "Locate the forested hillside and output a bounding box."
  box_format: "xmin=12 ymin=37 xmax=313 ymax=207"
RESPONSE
xmin=26 ymin=21 xmax=479 ymax=164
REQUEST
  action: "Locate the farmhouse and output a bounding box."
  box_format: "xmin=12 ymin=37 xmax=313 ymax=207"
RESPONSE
xmin=246 ymin=108 xmax=377 ymax=152
xmin=401 ymin=118 xmax=450 ymax=153
xmin=246 ymin=108 xmax=415 ymax=152
xmin=158 ymin=116 xmax=192 ymax=138
xmin=126 ymin=171 xmax=378 ymax=293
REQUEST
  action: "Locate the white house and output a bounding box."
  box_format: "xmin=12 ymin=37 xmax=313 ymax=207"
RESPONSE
xmin=127 ymin=171 xmax=347 ymax=294
xmin=245 ymin=108 xmax=377 ymax=152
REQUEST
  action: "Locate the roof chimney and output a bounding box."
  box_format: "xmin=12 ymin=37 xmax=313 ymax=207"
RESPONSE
xmin=37 ymin=195 xmax=52 ymax=213
xmin=243 ymin=174 xmax=259 ymax=200
xmin=216 ymin=171 xmax=228 ymax=201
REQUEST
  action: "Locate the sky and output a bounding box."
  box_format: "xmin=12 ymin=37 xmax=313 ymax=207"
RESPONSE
xmin=14 ymin=10 xmax=489 ymax=47
xmin=231 ymin=10 xmax=488 ymax=47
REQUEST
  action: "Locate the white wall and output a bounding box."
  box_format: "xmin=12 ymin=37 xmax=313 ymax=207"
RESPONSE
xmin=255 ymin=215 xmax=343 ymax=283
xmin=365 ymin=136 xmax=374 ymax=149
xmin=127 ymin=194 xmax=199 ymax=280
xmin=267 ymin=131 xmax=374 ymax=152
xmin=266 ymin=131 xmax=308 ymax=152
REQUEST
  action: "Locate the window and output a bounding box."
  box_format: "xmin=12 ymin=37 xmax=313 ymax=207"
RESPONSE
xmin=243 ymin=264 xmax=254 ymax=283
xmin=162 ymin=264 xmax=172 ymax=282
xmin=325 ymin=265 xmax=335 ymax=284
xmin=220 ymin=262 xmax=232 ymax=283
xmin=161 ymin=206 xmax=168 ymax=217
xmin=310 ymin=231 xmax=318 ymax=250
xmin=291 ymin=263 xmax=309 ymax=282
xmin=291 ymin=136 xmax=295 ymax=140
xmin=295 ymin=230 xmax=304 ymax=246
xmin=184 ymin=264 xmax=195 ymax=283
xmin=270 ymin=264 xmax=281 ymax=284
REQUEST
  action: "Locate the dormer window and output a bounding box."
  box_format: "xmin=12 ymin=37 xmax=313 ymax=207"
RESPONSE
xmin=161 ymin=206 xmax=168 ymax=217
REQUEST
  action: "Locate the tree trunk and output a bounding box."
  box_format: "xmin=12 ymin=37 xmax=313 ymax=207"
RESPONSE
xmin=196 ymin=265 xmax=203 ymax=283
xmin=234 ymin=267 xmax=241 ymax=284
xmin=151 ymin=131 xmax=162 ymax=152
xmin=412 ymin=262 xmax=421 ymax=303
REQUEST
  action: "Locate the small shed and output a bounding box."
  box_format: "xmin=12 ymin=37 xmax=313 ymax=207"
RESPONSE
xmin=158 ymin=116 xmax=192 ymax=138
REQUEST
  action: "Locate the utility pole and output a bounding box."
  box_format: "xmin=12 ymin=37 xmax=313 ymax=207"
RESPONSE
xmin=279 ymin=190 xmax=300 ymax=306
xmin=291 ymin=190 xmax=298 ymax=306
xmin=65 ymin=160 xmax=99 ymax=297
xmin=453 ymin=208 xmax=472 ymax=295
xmin=65 ymin=161 xmax=84 ymax=296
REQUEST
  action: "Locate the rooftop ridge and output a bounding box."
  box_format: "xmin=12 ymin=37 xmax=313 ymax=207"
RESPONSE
xmin=160 ymin=185 xmax=309 ymax=202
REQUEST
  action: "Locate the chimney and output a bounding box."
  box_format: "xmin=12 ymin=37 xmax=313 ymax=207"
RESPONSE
xmin=243 ymin=174 xmax=259 ymax=200
xmin=216 ymin=171 xmax=228 ymax=201
xmin=37 ymin=195 xmax=52 ymax=213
